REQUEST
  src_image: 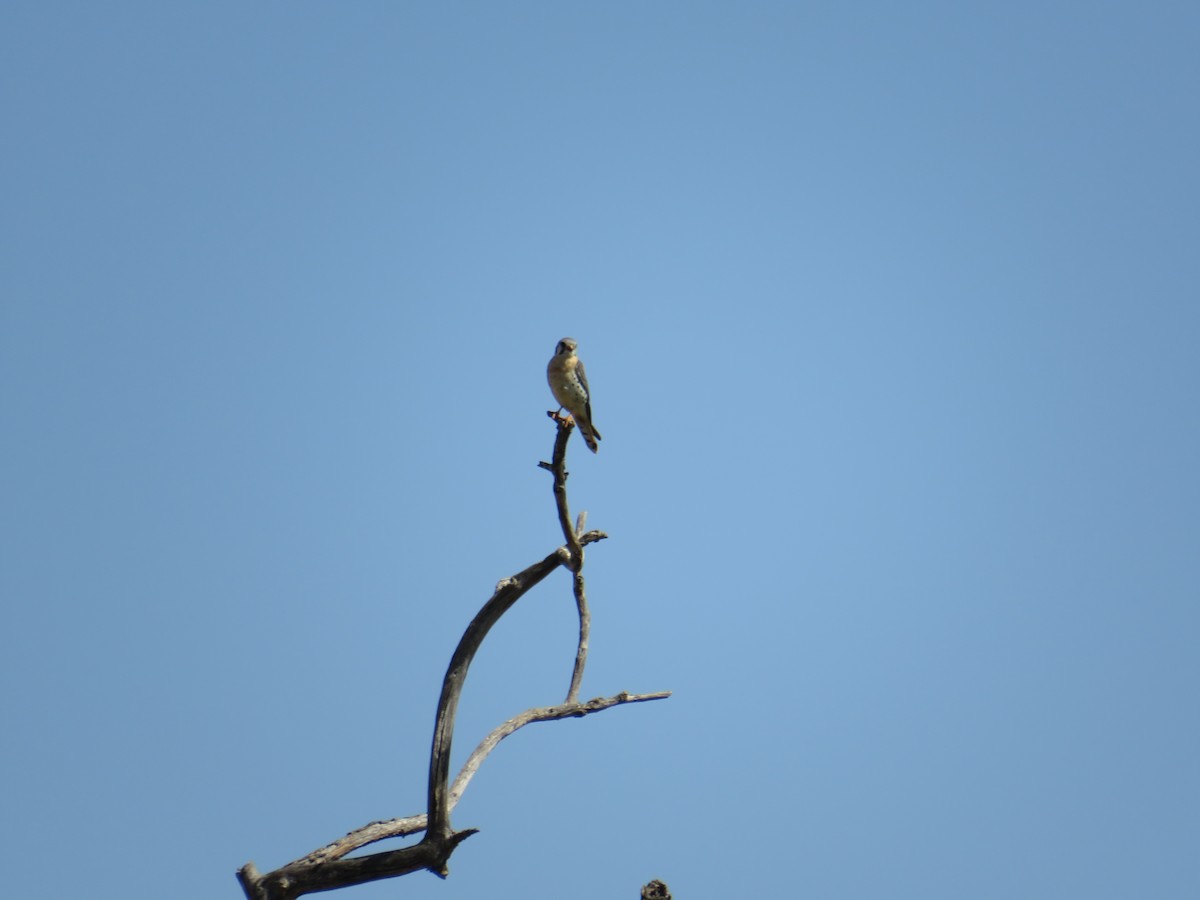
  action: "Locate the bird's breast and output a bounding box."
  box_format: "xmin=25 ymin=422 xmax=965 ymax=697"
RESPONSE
xmin=548 ymin=364 xmax=586 ymax=408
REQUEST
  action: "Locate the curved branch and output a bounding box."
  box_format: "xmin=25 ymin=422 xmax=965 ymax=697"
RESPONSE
xmin=424 ymin=526 xmax=608 ymax=841
xmin=289 ymin=689 xmax=673 ymax=867
xmin=239 ymin=531 xmax=610 ymax=899
xmin=448 ymin=690 xmax=671 ymax=808
xmin=237 ymin=417 xmax=672 ymax=900
xmin=425 ymin=551 xmax=562 ymax=841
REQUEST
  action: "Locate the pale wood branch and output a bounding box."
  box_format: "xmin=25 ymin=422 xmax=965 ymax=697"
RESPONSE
xmin=285 ymin=688 xmax=671 ymax=868
xmin=448 ymin=690 xmax=671 ymax=810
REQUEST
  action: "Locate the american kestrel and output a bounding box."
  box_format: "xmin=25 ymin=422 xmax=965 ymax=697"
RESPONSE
xmin=547 ymin=337 xmax=602 ymax=453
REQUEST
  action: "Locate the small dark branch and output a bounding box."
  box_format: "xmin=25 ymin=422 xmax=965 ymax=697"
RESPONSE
xmin=576 ymin=530 xmax=607 ymax=548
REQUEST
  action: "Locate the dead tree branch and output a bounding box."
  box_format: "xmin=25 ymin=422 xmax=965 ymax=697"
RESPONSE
xmin=539 ymin=412 xmax=591 ymax=702
xmin=447 ymin=689 xmax=671 ymax=810
xmin=236 ymin=411 xmax=669 ymax=899
xmin=424 ymin=534 xmax=605 ymax=842
xmin=287 ymin=689 xmax=671 ymax=868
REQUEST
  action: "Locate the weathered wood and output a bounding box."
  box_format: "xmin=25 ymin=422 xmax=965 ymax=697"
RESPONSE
xmin=236 ymin=415 xmax=670 ymax=899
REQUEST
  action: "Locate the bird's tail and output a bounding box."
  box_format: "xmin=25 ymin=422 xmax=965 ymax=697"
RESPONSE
xmin=580 ymin=423 xmax=601 ymax=453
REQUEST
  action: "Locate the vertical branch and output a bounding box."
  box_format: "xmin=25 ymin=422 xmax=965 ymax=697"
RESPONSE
xmin=545 ymin=413 xmax=584 ymax=571
xmin=541 ymin=415 xmax=592 ymax=703
xmin=566 ymin=569 xmax=591 ymax=703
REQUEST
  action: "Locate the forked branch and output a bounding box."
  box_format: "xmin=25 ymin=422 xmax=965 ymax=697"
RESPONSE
xmin=237 ymin=413 xmax=670 ymax=900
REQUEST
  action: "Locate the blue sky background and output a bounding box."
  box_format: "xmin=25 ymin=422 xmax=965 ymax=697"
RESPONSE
xmin=3 ymin=3 xmax=1198 ymax=898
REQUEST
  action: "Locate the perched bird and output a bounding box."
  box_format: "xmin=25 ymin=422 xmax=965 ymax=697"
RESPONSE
xmin=547 ymin=337 xmax=602 ymax=453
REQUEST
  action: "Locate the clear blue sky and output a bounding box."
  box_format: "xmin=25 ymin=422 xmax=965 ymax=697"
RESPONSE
xmin=3 ymin=3 xmax=1197 ymax=898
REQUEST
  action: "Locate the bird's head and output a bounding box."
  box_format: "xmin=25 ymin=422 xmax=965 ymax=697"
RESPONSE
xmin=555 ymin=338 xmax=578 ymax=356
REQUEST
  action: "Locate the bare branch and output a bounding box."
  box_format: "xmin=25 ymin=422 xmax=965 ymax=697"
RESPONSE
xmin=542 ymin=411 xmax=585 ymax=571
xmin=449 ymin=690 xmax=672 ymax=808
xmin=238 ymin=534 xmax=608 ymax=900
xmin=425 ymin=530 xmax=605 ymax=841
xmin=565 ymin=569 xmax=591 ymax=703
xmin=280 ymin=687 xmax=670 ymax=872
xmin=238 ymin=830 xmax=475 ymax=900
xmin=237 ymin=413 xmax=671 ymax=899
xmin=540 ymin=412 xmax=593 ymax=701
xmin=292 ymin=817 xmax=428 ymax=867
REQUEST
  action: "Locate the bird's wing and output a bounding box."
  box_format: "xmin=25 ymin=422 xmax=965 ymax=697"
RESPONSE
xmin=575 ymin=358 xmax=592 ymax=399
